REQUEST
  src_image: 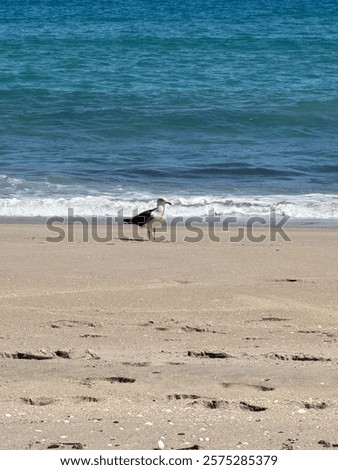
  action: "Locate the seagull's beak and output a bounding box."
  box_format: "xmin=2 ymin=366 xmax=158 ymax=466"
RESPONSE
xmin=166 ymin=201 xmax=172 ymax=205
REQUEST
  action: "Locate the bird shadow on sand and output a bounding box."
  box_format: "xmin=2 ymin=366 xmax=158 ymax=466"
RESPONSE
xmin=114 ymin=236 xmax=171 ymax=243
xmin=115 ymin=236 xmax=148 ymax=242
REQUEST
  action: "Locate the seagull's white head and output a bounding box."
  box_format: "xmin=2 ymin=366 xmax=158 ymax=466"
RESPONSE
xmin=157 ymin=198 xmax=172 ymax=207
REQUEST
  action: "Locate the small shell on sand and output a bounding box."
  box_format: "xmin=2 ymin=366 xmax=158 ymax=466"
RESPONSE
xmin=157 ymin=440 xmax=165 ymax=450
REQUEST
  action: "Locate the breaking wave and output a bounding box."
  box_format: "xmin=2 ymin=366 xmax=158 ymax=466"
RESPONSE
xmin=0 ymin=193 xmax=337 ymax=220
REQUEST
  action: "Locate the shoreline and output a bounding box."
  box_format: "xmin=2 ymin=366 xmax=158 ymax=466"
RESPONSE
xmin=0 ymin=224 xmax=337 ymax=450
xmin=1 ymin=221 xmax=338 ymax=247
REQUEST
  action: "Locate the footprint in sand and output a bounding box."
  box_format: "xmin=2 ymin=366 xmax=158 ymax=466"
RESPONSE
xmin=105 ymin=376 xmax=136 ymax=384
xmin=240 ymin=401 xmax=267 ymax=412
xmin=21 ymin=397 xmax=56 ymax=406
xmin=187 ymin=351 xmax=232 ymax=359
xmin=266 ymin=353 xmax=331 ymax=362
xmin=168 ymin=394 xmax=228 ymax=409
xmin=50 ymin=319 xmax=100 ymax=329
xmin=74 ymin=396 xmax=101 ymax=403
xmin=222 ymin=382 xmax=275 ymax=392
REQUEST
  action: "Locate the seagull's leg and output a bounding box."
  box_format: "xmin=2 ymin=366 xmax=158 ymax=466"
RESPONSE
xmin=146 ymin=221 xmax=155 ymax=241
xmin=153 ymin=228 xmax=156 ymax=240
xmin=147 ymin=222 xmax=153 ymax=241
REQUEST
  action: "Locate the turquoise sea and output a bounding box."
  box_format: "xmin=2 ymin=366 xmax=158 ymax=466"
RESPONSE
xmin=1 ymin=0 xmax=338 ymax=219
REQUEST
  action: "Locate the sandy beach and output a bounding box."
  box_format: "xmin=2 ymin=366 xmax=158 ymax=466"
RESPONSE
xmin=0 ymin=223 xmax=337 ymax=450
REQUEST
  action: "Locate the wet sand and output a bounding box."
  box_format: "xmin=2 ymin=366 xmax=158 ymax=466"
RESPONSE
xmin=0 ymin=224 xmax=337 ymax=450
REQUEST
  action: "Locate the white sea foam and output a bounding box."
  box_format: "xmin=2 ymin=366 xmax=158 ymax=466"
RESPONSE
xmin=0 ymin=193 xmax=337 ymax=220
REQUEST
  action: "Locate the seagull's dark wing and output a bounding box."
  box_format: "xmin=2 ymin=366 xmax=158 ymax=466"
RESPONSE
xmin=130 ymin=207 xmax=156 ymax=227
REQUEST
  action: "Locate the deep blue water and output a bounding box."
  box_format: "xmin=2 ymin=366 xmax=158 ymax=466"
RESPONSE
xmin=1 ymin=0 xmax=338 ymax=218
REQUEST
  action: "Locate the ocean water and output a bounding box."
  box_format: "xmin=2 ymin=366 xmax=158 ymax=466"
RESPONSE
xmin=1 ymin=0 xmax=338 ymax=220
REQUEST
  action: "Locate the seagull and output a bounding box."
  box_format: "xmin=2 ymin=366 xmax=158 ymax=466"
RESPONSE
xmin=123 ymin=198 xmax=172 ymax=241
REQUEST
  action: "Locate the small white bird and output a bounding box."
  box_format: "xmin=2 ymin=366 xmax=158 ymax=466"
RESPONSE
xmin=123 ymin=198 xmax=172 ymax=241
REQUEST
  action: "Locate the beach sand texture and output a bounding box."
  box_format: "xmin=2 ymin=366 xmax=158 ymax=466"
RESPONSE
xmin=0 ymin=224 xmax=337 ymax=450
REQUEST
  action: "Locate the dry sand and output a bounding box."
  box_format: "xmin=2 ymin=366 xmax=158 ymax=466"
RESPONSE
xmin=0 ymin=223 xmax=337 ymax=450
